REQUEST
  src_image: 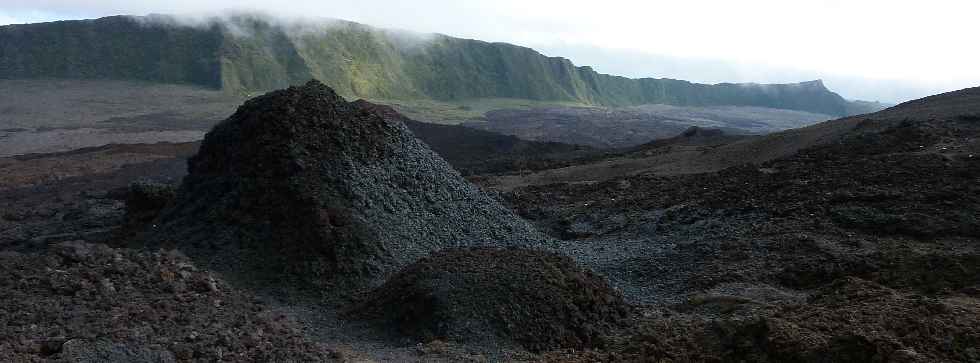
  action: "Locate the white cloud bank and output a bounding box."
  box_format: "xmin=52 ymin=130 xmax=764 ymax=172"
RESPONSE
xmin=1 ymin=0 xmax=977 ymax=102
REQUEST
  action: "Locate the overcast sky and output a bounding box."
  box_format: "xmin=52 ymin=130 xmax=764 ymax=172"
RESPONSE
xmin=2 ymin=0 xmax=977 ymax=103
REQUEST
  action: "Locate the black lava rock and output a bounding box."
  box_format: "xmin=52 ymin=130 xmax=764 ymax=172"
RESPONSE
xmin=146 ymin=80 xmax=545 ymax=285
xmin=351 ymin=247 xmax=629 ymax=352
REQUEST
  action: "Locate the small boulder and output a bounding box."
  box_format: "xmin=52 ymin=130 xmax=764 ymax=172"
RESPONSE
xmin=124 ymin=180 xmax=176 ymax=225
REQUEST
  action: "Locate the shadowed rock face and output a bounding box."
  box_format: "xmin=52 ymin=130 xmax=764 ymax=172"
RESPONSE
xmin=148 ymin=80 xmax=545 ymax=284
xmin=352 ymin=247 xmax=630 ymax=352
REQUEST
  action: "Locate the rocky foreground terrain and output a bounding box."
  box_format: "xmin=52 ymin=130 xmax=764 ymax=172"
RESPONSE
xmin=0 ymin=81 xmax=977 ymax=362
xmin=506 ymin=92 xmax=980 ymax=360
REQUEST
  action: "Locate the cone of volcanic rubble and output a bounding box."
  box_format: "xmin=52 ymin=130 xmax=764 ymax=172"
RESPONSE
xmin=147 ymin=80 xmax=544 ymax=283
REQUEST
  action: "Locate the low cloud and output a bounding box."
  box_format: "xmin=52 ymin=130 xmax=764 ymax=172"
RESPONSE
xmin=121 ymin=11 xmax=436 ymax=52
xmin=3 ymin=1 xmax=979 ymax=102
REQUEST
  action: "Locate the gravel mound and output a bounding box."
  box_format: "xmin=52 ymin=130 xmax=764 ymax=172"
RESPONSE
xmin=0 ymin=241 xmax=337 ymax=362
xmin=146 ymin=80 xmax=544 ymax=284
xmin=351 ymin=247 xmax=630 ymax=352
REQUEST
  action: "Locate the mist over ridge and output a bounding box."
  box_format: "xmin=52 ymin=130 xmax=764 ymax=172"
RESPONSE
xmin=0 ymin=12 xmax=882 ymax=116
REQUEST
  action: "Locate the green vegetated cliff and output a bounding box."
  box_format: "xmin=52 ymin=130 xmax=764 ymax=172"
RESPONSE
xmin=0 ymin=14 xmax=871 ymax=116
xmin=0 ymin=15 xmax=225 ymax=88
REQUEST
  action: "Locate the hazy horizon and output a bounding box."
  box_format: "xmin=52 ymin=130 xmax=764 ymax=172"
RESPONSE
xmin=2 ymin=1 xmax=977 ymax=103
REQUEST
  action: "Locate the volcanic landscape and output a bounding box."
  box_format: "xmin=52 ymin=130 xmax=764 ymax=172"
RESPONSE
xmin=1 ymin=79 xmax=976 ymax=362
xmin=0 ymin=13 xmax=978 ymax=363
